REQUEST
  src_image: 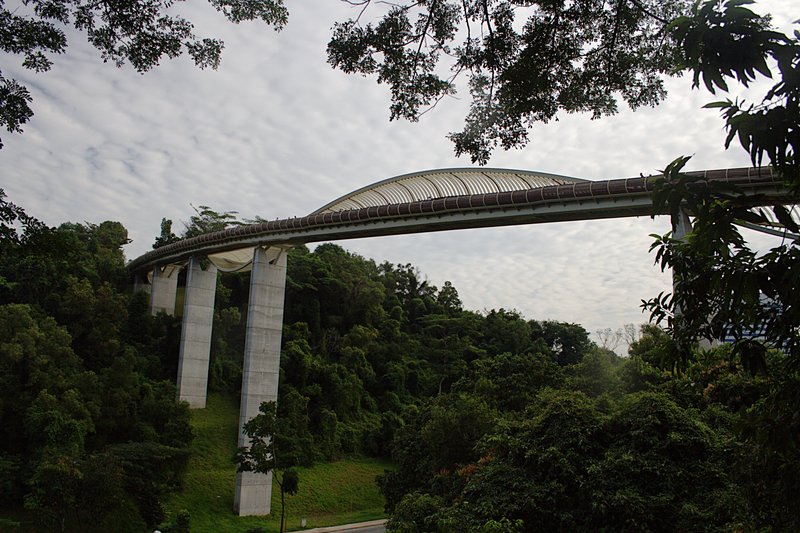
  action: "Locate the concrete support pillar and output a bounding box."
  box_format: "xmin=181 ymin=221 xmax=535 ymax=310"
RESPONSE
xmin=671 ymin=208 xmax=692 ymax=310
xmin=133 ymin=272 xmax=150 ymax=296
xmin=150 ymin=265 xmax=179 ymax=316
xmin=672 ymin=208 xmax=692 ymax=240
xmin=234 ymin=246 xmax=288 ymax=516
xmin=176 ymin=257 xmax=218 ymax=408
xmin=672 ymin=209 xmax=717 ymax=349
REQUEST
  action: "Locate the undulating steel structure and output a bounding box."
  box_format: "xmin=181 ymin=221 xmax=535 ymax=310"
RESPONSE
xmin=128 ymin=166 xmax=787 ymax=275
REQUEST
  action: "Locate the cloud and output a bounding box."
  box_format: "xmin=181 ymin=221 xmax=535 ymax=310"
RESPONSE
xmin=1 ymin=0 xmax=792 ymax=347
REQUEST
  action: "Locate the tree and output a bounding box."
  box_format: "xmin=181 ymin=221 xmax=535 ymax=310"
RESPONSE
xmin=0 ymin=192 xmax=195 ymax=528
xmin=182 ymin=205 xmax=246 ymax=238
xmin=642 ymin=1 xmax=800 ymax=365
xmin=531 ymin=319 xmax=593 ymax=366
xmin=0 ymin=0 xmax=289 ymax=148
xmin=328 ymin=0 xmax=690 ymax=163
xmin=152 ymin=219 xmax=179 ymax=249
xmin=0 ymin=188 xmax=46 ymax=246
xmin=234 ymin=401 xmax=303 ymax=533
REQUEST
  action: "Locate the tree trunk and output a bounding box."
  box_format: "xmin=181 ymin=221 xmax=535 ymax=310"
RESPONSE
xmin=280 ymin=485 xmax=286 ymax=533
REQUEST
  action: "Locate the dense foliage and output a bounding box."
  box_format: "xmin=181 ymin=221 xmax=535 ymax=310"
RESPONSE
xmin=3 ymin=192 xmax=798 ymax=530
xmin=328 ymin=0 xmax=690 ymax=163
xmin=380 ymin=337 xmax=799 ymax=532
xmin=170 ymin=207 xmax=797 ymax=531
xmin=0 ymin=189 xmax=192 ymax=531
xmin=201 ymin=235 xmax=597 ymax=464
xmin=643 ymin=1 xmax=800 ymax=363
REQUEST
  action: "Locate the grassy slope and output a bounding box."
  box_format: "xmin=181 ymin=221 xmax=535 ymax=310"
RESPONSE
xmin=165 ymin=393 xmax=391 ymax=533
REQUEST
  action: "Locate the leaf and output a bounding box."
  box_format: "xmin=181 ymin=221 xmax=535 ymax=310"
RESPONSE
xmin=703 ymin=100 xmax=732 ymax=109
xmin=773 ymin=204 xmax=799 ymax=233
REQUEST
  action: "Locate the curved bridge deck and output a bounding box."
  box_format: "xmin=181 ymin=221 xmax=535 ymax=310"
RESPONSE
xmin=128 ymin=166 xmax=785 ymax=273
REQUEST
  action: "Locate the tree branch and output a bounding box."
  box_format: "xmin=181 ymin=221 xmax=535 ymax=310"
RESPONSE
xmin=481 ymin=0 xmax=496 ymax=102
xmin=628 ymin=0 xmax=670 ymax=25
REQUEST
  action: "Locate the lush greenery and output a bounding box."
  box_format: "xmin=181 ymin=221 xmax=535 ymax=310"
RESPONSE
xmin=4 ymin=0 xmax=798 ymax=531
xmin=643 ymin=0 xmax=799 ymax=364
xmin=0 ymin=190 xmax=192 ymax=531
xmin=4 ymin=186 xmax=798 ymax=530
xmin=202 ymin=238 xmax=600 ymax=466
xmin=380 ymin=333 xmax=800 ymax=532
xmin=165 ymin=393 xmax=389 ymax=533
xmin=170 ymin=204 xmax=798 ymax=531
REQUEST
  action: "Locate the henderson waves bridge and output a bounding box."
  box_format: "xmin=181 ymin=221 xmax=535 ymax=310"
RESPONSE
xmin=128 ymin=165 xmax=789 ymax=516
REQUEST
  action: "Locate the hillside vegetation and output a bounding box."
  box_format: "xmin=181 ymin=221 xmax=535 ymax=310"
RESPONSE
xmin=163 ymin=393 xmax=389 ymax=532
xmin=2 ymin=197 xmax=798 ymax=532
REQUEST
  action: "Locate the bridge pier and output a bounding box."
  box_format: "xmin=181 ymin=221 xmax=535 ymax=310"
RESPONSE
xmin=672 ymin=208 xmax=691 ymax=240
xmin=150 ymin=265 xmax=179 ymax=315
xmin=176 ymin=257 xmax=218 ymax=408
xmin=235 ymin=246 xmax=288 ymax=516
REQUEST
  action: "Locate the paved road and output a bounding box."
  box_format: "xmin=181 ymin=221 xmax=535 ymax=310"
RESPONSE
xmin=342 ymin=526 xmax=384 ymax=533
xmin=297 ymin=519 xmax=386 ymax=533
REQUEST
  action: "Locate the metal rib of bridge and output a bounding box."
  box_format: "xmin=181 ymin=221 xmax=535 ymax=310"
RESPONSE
xmin=311 ymin=168 xmax=587 ymax=213
xmin=127 ymin=166 xmax=786 ymax=273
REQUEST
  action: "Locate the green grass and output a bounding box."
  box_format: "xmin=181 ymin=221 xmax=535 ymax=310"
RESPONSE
xmin=164 ymin=393 xmax=392 ymax=532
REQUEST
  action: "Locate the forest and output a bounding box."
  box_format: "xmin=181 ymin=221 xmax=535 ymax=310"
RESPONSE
xmin=1 ymin=192 xmax=798 ymax=532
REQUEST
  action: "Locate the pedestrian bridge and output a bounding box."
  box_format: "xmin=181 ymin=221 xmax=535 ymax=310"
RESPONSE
xmin=127 ymin=165 xmax=787 ymax=516
xmin=128 ymin=166 xmax=784 ymax=274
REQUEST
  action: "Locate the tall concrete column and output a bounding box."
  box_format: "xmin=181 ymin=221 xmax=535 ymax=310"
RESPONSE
xmin=672 ymin=209 xmax=716 ymax=349
xmin=176 ymin=257 xmax=218 ymax=408
xmin=672 ymin=208 xmax=692 ymax=240
xmin=150 ymin=265 xmax=179 ymax=315
xmin=671 ymin=208 xmax=692 ymax=308
xmin=234 ymin=246 xmax=288 ymax=516
xmin=133 ymin=272 xmax=150 ymax=296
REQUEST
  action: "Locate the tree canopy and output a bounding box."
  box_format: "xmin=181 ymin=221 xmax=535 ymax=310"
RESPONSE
xmin=328 ymin=0 xmax=690 ymax=163
xmin=642 ymin=1 xmax=800 ymax=367
xmin=0 ymin=191 xmax=193 ymax=530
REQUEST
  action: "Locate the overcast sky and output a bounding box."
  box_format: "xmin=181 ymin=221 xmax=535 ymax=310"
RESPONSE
xmin=2 ymin=1 xmax=795 ymax=347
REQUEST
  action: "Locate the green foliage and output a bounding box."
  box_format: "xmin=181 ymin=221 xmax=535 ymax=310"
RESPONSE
xmin=644 ymin=156 xmax=800 ymax=365
xmin=328 ymin=0 xmax=689 ymax=163
xmin=530 ymin=319 xmax=593 ymax=366
xmin=380 ymin=381 xmax=759 ymax=531
xmin=736 ymin=368 xmax=800 ymax=530
xmin=377 ymin=393 xmax=496 ymax=512
xmin=153 ymin=218 xmax=180 ymax=249
xmin=0 ymin=188 xmax=46 ymax=246
xmin=670 ymin=0 xmax=799 ymax=180
xmin=183 ymin=205 xmax=246 ymax=238
xmin=569 ymin=347 xmax=623 ymax=397
xmin=643 ymin=1 xmax=800 ymax=363
xmin=0 ymin=196 xmax=193 ymax=530
xmin=454 ymin=352 xmax=563 ymax=411
xmin=174 ymin=241 xmax=599 ymax=470
xmin=628 ymin=323 xmax=681 ymax=373
xmin=387 ymin=492 xmax=444 ymax=533
xmin=589 ymin=392 xmax=738 ymax=531
xmin=638 ymin=11 xmax=800 ymax=523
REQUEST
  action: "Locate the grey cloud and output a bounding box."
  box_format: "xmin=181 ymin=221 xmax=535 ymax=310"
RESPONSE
xmin=2 ymin=0 xmax=792 ymax=341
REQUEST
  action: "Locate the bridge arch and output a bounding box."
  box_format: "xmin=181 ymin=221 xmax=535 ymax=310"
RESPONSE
xmin=312 ymin=168 xmax=587 ymax=213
